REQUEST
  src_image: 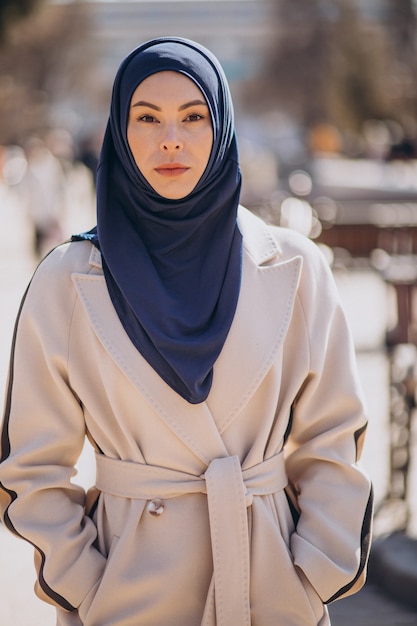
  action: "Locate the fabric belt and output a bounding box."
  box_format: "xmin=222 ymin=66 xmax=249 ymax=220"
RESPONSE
xmin=95 ymin=451 xmax=288 ymax=626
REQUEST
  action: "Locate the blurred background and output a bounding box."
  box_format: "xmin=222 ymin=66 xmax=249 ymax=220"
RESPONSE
xmin=1 ymin=0 xmax=417 ymax=622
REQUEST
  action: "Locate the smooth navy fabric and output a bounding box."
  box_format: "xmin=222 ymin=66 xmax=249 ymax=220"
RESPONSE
xmin=82 ymin=38 xmax=242 ymax=404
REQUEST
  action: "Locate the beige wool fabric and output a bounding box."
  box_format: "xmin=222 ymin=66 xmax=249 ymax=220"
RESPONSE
xmin=0 ymin=207 xmax=372 ymax=625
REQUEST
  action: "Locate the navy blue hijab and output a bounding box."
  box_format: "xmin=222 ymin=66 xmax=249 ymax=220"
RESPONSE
xmin=92 ymin=37 xmax=242 ymax=404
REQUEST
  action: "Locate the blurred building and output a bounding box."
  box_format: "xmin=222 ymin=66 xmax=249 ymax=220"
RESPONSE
xmin=48 ymin=0 xmax=416 ymax=138
xmin=89 ymin=0 xmax=274 ymax=82
xmin=50 ymin=0 xmax=278 ymax=132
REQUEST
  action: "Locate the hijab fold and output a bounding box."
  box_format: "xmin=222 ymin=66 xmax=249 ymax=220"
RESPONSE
xmin=76 ymin=37 xmax=242 ymax=404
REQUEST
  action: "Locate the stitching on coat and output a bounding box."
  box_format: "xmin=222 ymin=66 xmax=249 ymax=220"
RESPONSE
xmin=219 ymin=260 xmax=301 ymax=434
xmin=75 ymin=277 xmax=209 ymax=464
xmin=206 ymin=468 xmax=223 ymax=623
xmin=233 ymin=457 xmax=251 ymax=624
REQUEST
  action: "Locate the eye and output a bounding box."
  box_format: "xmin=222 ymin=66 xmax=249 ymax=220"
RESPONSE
xmin=137 ymin=114 xmax=159 ymax=123
xmin=184 ymin=113 xmax=205 ymax=122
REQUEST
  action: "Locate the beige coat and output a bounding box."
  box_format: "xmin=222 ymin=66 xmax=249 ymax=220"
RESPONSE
xmin=0 ymin=206 xmax=372 ymax=626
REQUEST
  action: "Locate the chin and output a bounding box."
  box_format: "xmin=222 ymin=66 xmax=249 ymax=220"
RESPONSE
xmin=156 ymin=186 xmax=194 ymax=200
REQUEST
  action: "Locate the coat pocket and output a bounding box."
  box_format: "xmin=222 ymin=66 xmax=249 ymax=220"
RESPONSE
xmin=295 ymin=564 xmax=327 ymax=625
xmin=77 ymin=535 xmax=120 ymax=625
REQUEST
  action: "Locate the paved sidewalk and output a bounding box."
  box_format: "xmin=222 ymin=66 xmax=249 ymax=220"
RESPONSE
xmin=329 ymin=581 xmax=417 ymax=626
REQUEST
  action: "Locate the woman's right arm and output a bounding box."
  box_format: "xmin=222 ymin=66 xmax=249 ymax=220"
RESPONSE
xmin=0 ymin=245 xmax=105 ymax=613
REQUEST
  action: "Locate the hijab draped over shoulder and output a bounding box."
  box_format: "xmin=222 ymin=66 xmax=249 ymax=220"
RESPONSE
xmin=79 ymin=37 xmax=242 ymax=403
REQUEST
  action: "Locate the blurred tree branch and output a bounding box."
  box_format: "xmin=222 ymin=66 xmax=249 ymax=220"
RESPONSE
xmin=0 ymin=0 xmax=41 ymax=43
xmin=242 ymin=0 xmax=417 ymax=140
xmin=0 ymin=1 xmax=93 ymax=144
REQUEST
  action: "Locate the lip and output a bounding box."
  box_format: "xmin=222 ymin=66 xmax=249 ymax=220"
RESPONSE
xmin=155 ymin=163 xmax=190 ymax=177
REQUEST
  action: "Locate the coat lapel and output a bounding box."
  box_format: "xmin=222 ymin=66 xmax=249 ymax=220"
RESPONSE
xmin=72 ymin=253 xmax=228 ymax=465
xmin=206 ymin=208 xmax=302 ymax=433
xmin=72 ymin=209 xmax=302 ymax=460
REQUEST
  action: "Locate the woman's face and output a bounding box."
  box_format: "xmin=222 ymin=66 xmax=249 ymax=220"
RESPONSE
xmin=127 ymin=71 xmax=213 ymax=199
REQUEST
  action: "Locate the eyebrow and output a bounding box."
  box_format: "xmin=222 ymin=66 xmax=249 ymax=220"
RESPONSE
xmin=131 ymin=99 xmax=208 ymax=111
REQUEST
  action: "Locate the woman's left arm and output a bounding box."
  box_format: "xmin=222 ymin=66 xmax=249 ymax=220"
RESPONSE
xmin=284 ymin=240 xmax=373 ymax=604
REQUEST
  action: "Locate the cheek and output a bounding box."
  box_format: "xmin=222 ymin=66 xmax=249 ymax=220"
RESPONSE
xmin=127 ymin=129 xmax=148 ymax=168
xmin=200 ymin=130 xmax=214 ymax=166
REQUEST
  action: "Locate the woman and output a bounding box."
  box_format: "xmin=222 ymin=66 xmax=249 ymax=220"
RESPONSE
xmin=0 ymin=37 xmax=372 ymax=626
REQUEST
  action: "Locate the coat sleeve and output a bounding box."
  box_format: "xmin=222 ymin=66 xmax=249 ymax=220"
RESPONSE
xmin=0 ymin=245 xmax=106 ymax=612
xmin=283 ymin=236 xmax=373 ymax=604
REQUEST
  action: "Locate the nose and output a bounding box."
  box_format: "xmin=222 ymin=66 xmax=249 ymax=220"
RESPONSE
xmin=160 ymin=124 xmax=183 ymax=152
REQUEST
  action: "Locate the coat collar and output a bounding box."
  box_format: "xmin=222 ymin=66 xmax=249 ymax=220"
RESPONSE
xmin=238 ymin=205 xmax=282 ymax=265
xmin=72 ymin=208 xmax=302 ymax=463
xmin=86 ymin=206 xmax=283 ymax=270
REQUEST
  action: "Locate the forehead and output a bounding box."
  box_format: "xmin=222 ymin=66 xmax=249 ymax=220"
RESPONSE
xmin=130 ymin=70 xmax=207 ymax=105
